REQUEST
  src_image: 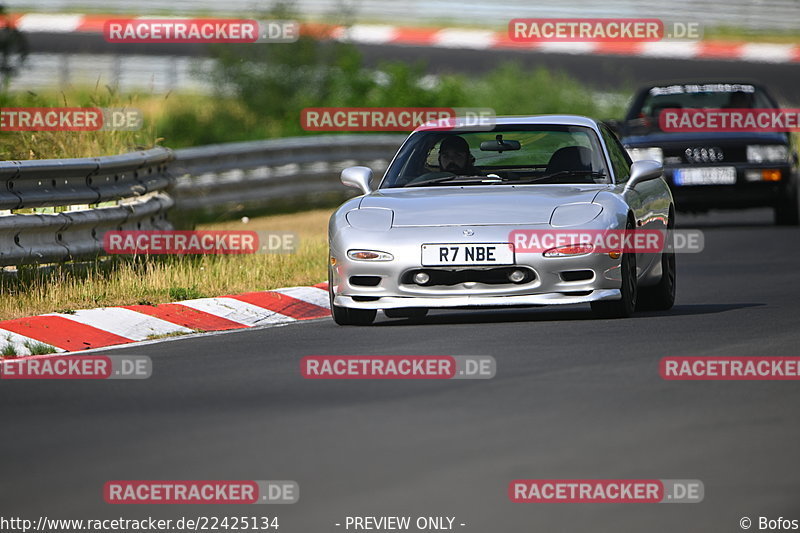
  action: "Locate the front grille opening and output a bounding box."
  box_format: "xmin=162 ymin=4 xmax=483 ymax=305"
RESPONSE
xmin=402 ymin=267 xmax=536 ymax=286
xmin=560 ymin=270 xmax=594 ymax=282
xmin=350 ymin=275 xmax=381 ymax=287
xmin=352 ymin=296 xmax=380 ymax=302
xmin=560 ymin=290 xmax=592 ymax=296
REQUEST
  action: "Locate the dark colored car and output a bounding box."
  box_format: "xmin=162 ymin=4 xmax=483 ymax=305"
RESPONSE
xmin=614 ymin=81 xmax=799 ymax=225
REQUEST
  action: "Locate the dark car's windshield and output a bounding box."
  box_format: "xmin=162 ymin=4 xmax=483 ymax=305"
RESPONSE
xmin=380 ymin=125 xmax=610 ymax=188
xmin=625 ymin=83 xmax=777 ymax=132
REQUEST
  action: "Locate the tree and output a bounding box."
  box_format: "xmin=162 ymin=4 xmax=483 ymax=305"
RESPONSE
xmin=0 ymin=4 xmax=28 ymax=90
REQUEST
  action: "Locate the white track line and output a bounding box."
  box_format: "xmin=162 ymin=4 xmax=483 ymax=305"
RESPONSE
xmin=0 ymin=328 xmax=67 ymax=356
xmin=274 ymin=286 xmax=331 ymax=308
xmin=338 ymin=25 xmax=396 ymax=44
xmin=48 ymin=308 xmax=193 ymax=341
xmin=740 ymin=43 xmax=795 ymax=63
xmin=16 ymin=14 xmax=83 ymax=33
xmin=178 ymin=297 xmax=296 ymax=326
xmin=433 ymin=29 xmax=497 ymax=49
xmin=640 ymin=41 xmax=700 ymax=58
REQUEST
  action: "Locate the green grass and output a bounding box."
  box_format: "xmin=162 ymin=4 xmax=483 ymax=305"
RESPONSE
xmin=0 ymin=209 xmax=330 ymax=320
xmin=23 ymin=340 xmax=57 ymax=356
xmin=168 ymin=286 xmax=204 ymax=301
xmin=1 ymin=342 xmax=18 ymax=358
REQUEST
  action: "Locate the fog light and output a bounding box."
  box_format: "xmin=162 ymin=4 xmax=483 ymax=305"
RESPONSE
xmin=508 ymin=269 xmax=526 ymax=283
xmin=745 ymin=170 xmax=762 ymax=182
xmin=414 ymin=272 xmax=431 ymax=285
xmin=762 ymin=169 xmax=782 ymax=182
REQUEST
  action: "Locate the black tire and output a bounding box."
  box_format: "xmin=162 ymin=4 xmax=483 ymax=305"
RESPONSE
xmin=328 ymin=268 xmax=376 ymax=326
xmin=591 ymin=220 xmax=637 ymax=319
xmin=775 ymin=177 xmax=800 ymax=226
xmin=384 ymin=308 xmax=428 ymax=320
xmin=637 ymin=213 xmax=676 ymax=311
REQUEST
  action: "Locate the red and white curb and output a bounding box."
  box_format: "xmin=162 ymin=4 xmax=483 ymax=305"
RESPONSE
xmin=0 ymin=282 xmax=331 ymax=356
xmin=6 ymin=13 xmax=800 ymax=64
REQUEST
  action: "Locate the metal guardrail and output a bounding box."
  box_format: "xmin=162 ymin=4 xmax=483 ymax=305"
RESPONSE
xmin=0 ymin=148 xmax=174 ymax=266
xmin=171 ymin=134 xmax=405 ymax=214
xmin=0 ymin=135 xmax=406 ymax=266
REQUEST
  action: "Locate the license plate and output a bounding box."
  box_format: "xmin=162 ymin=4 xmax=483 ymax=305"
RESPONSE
xmin=421 ymin=243 xmax=514 ymax=266
xmin=673 ymin=167 xmax=737 ymax=186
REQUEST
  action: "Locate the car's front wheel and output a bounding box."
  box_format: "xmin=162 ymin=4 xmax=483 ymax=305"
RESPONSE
xmin=591 ymin=221 xmax=637 ymax=319
xmin=637 ymin=213 xmax=676 ymax=311
xmin=328 ymin=268 xmax=376 ymax=326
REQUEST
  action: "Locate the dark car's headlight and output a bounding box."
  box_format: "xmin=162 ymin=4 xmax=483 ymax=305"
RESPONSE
xmin=747 ymin=145 xmax=789 ymax=163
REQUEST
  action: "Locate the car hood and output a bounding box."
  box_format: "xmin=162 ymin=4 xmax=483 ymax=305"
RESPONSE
xmin=361 ymin=186 xmax=604 ymax=227
xmin=622 ymin=131 xmax=789 ymax=146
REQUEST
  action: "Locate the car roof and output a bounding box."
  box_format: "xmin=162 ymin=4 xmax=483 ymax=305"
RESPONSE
xmin=412 ymin=114 xmax=601 ymax=133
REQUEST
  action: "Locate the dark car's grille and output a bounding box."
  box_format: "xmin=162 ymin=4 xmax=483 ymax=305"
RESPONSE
xmin=664 ymin=145 xmax=747 ymax=164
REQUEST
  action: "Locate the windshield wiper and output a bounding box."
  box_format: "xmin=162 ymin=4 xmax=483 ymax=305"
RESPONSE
xmin=405 ymin=175 xmax=492 ymax=187
xmin=513 ymin=170 xmax=607 ymax=184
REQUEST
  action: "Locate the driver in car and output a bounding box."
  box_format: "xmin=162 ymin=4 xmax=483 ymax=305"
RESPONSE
xmin=438 ymin=136 xmax=480 ymax=176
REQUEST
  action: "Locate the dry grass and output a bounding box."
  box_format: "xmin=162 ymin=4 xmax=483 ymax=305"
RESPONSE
xmin=0 ymin=86 xmax=161 ymax=160
xmin=0 ymin=209 xmax=331 ymax=320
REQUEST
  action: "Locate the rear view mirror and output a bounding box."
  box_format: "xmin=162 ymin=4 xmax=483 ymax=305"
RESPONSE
xmin=480 ymin=135 xmax=521 ymax=153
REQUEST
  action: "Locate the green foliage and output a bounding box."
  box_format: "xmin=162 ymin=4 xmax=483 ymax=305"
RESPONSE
xmin=168 ymin=286 xmax=204 ymax=301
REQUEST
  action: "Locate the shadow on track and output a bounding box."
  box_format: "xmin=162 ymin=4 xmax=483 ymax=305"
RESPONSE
xmin=375 ymin=302 xmax=764 ymax=326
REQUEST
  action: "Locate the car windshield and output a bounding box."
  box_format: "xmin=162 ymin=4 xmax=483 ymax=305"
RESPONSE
xmin=380 ymin=125 xmax=610 ymax=188
xmin=626 ymin=83 xmax=776 ymax=131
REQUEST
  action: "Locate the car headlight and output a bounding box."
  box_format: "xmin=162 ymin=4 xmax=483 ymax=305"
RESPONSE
xmin=550 ymin=203 xmax=603 ymax=227
xmin=543 ymin=244 xmax=594 ymax=257
xmin=626 ymin=147 xmax=663 ymax=164
xmin=345 ymin=208 xmax=394 ymax=231
xmin=747 ymin=145 xmax=789 ymax=163
xmin=347 ymin=250 xmax=394 ymax=261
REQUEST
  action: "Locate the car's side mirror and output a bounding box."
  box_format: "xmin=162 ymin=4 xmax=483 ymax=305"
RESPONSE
xmin=624 ymin=160 xmax=663 ymax=191
xmin=341 ymin=166 xmax=373 ymax=195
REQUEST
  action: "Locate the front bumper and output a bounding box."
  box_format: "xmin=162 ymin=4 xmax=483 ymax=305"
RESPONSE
xmin=329 ymin=224 xmax=627 ymax=310
xmin=335 ymin=289 xmax=622 ymax=310
xmin=664 ymin=164 xmax=793 ymax=210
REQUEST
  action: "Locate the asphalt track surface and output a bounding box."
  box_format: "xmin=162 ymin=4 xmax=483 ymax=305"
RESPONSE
xmin=26 ymin=33 xmax=800 ymax=104
xmin=2 ymin=208 xmax=800 ymax=532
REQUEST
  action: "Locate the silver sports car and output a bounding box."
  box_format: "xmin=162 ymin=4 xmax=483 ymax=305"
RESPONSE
xmin=328 ymin=115 xmax=675 ymax=325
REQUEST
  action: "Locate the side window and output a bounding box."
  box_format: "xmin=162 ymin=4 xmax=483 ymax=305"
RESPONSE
xmin=600 ymin=125 xmax=632 ymax=184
